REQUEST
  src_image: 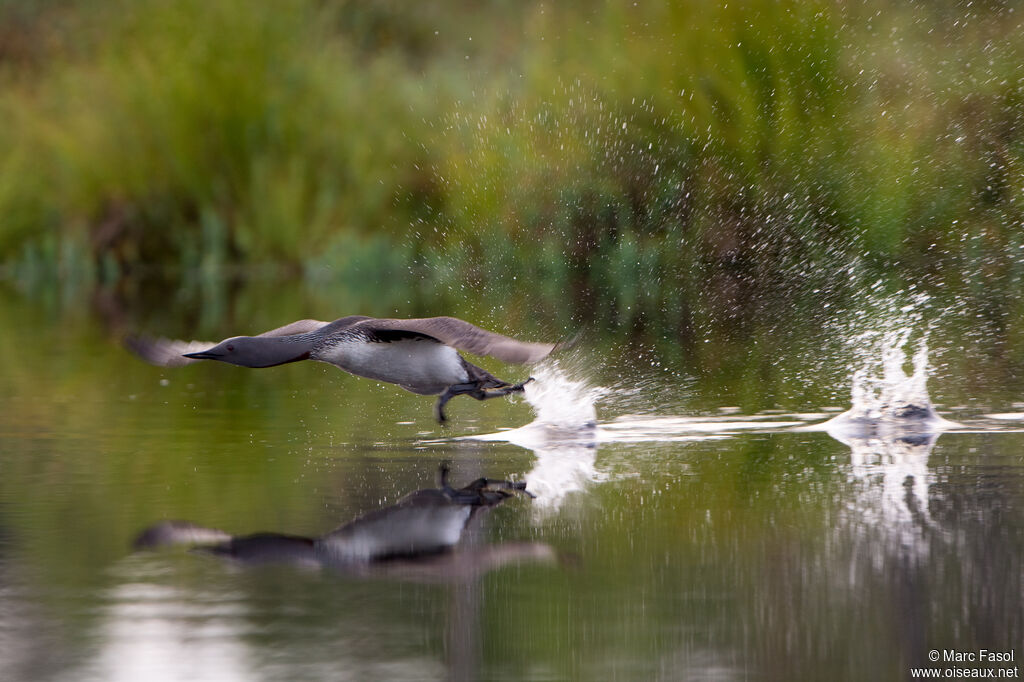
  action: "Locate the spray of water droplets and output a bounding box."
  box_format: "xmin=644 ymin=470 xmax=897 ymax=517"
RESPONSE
xmin=821 ymin=289 xmax=958 ymax=433
xmin=520 ymin=361 xmax=607 ymax=429
xmin=843 ymin=329 xmax=933 ymax=422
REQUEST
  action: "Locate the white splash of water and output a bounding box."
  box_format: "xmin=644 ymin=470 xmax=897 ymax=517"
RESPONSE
xmin=819 ymin=299 xmax=950 ymax=557
xmin=466 ymin=361 xmax=607 ymax=515
xmin=521 ymin=361 xmax=605 ymax=428
xmin=823 ymin=326 xmax=955 ymax=434
xmin=517 ymin=362 xmax=606 ymax=515
xmin=845 ymin=329 xmax=932 ymax=421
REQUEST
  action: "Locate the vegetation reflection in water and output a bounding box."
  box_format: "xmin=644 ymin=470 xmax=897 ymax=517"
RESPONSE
xmin=0 ymin=278 xmax=1023 ymax=681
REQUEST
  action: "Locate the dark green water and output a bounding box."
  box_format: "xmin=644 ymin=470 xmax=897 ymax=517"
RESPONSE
xmin=0 ymin=279 xmax=1022 ymax=681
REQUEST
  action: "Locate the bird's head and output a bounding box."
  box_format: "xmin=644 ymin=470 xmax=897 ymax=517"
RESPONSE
xmin=183 ymin=336 xmax=309 ymax=368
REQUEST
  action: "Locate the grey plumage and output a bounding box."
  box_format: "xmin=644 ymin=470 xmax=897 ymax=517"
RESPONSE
xmin=126 ymin=315 xmax=555 ymax=421
xmin=355 ymin=317 xmax=554 ymax=364
xmin=124 ymin=318 xmax=336 ymax=368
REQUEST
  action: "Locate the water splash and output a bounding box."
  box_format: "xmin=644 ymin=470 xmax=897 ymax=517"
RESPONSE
xmin=847 ymin=330 xmax=932 ymax=421
xmin=521 ymin=361 xmax=605 ymax=429
xmin=467 ymin=362 xmax=606 ymax=515
xmin=809 ymin=295 xmax=956 ymax=558
xmin=822 ymin=323 xmax=955 ymax=434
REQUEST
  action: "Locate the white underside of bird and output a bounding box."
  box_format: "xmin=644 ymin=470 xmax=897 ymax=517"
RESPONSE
xmin=313 ymin=337 xmax=469 ymax=395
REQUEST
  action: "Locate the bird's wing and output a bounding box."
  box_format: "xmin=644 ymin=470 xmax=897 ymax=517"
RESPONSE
xmin=124 ymin=336 xmax=218 ymax=367
xmin=356 ymin=317 xmax=555 ymax=364
xmin=256 ymin=319 xmax=330 ymax=337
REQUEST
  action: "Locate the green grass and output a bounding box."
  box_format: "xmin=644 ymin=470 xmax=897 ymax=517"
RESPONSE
xmin=0 ymin=0 xmax=1022 ymax=331
xmin=0 ymin=0 xmax=443 ymax=272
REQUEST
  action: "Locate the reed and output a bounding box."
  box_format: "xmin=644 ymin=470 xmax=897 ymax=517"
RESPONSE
xmin=0 ymin=0 xmax=1020 ymax=325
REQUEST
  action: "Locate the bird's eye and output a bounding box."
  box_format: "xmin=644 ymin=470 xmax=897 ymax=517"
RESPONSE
xmin=226 ymin=344 xmax=235 ymax=352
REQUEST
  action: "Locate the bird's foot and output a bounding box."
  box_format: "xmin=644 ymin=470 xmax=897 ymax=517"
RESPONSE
xmin=481 ymin=377 xmax=534 ymax=399
xmin=434 ymin=389 xmax=454 ymax=424
xmin=510 ymin=377 xmax=535 ymax=392
xmin=433 ymin=378 xmax=535 ymax=423
xmin=434 ymin=382 xmax=479 ymax=423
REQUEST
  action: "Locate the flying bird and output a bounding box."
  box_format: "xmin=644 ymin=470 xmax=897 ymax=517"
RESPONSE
xmin=126 ymin=315 xmax=555 ymax=422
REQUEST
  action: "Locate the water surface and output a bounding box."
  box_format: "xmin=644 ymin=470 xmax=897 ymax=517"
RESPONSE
xmin=0 ymin=280 xmax=1022 ymax=681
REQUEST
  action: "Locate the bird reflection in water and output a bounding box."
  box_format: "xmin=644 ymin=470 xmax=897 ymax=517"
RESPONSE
xmin=133 ymin=464 xmax=557 ymax=580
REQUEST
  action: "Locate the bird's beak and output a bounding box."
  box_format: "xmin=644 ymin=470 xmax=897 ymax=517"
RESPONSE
xmin=183 ymin=351 xmax=222 ymax=360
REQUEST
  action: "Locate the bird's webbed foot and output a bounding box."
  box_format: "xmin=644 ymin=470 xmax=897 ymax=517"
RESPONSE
xmin=478 ymin=377 xmax=534 ymax=400
xmin=433 ymin=378 xmax=535 ymax=422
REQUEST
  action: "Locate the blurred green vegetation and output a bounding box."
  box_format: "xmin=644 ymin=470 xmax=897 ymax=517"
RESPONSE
xmin=0 ymin=0 xmax=1022 ymax=332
